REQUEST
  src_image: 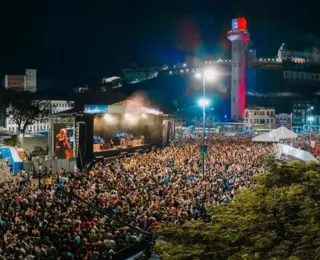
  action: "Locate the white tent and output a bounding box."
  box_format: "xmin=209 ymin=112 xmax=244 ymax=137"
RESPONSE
xmin=269 ymin=126 xmax=297 ymax=140
xmin=252 ymin=126 xmax=297 ymax=142
xmin=278 ymin=144 xmax=318 ymax=162
xmin=252 ymin=132 xmax=276 ymax=142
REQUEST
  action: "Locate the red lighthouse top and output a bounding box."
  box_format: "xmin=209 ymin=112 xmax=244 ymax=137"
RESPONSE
xmin=232 ymin=18 xmax=247 ymax=30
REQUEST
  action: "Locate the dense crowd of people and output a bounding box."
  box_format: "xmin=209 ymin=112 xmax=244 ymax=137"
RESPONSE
xmin=0 ymin=134 xmax=274 ymax=259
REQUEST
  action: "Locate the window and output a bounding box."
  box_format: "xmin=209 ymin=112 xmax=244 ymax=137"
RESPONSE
xmin=266 ymin=111 xmax=269 ymax=115
xmin=266 ymin=119 xmax=269 ymax=124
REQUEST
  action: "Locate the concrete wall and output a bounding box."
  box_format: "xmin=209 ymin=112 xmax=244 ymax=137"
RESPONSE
xmin=42 ymin=158 xmax=77 ymax=174
xmin=24 ymin=157 xmax=77 ymax=175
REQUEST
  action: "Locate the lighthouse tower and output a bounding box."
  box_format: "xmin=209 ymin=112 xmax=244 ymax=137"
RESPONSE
xmin=227 ymin=18 xmax=250 ymax=121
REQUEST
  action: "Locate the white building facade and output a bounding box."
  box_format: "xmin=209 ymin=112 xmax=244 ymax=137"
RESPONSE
xmin=6 ymin=100 xmax=74 ymax=133
xmin=244 ymin=107 xmax=275 ymax=129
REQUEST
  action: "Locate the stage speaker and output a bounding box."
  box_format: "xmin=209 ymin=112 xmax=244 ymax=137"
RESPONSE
xmin=76 ymin=121 xmax=88 ymax=167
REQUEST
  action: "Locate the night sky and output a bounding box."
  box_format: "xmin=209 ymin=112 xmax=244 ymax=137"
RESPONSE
xmin=0 ymin=0 xmax=319 ymax=88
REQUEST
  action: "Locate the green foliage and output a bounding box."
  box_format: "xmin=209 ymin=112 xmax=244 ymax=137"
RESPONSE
xmin=155 ymin=160 xmax=320 ymax=260
xmin=6 ymin=91 xmax=52 ymax=135
xmin=3 ymin=137 xmax=17 ymax=147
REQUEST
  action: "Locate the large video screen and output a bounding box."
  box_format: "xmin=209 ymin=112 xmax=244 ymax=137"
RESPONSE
xmin=93 ymin=113 xmax=156 ymax=152
xmin=53 ymin=123 xmax=74 ymax=159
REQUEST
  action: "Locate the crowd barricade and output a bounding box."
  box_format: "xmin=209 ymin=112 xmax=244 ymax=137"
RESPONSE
xmin=114 ymin=240 xmax=148 ymax=260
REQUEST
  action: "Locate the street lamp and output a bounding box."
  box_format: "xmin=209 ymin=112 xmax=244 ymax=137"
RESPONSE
xmin=308 ymin=116 xmax=314 ymax=142
xmin=195 ymin=68 xmax=218 ymax=178
xmin=198 ymin=98 xmax=210 ymax=107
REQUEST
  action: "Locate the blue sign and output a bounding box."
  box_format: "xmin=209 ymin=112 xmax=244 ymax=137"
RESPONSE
xmin=84 ymin=105 xmax=108 ymax=114
xmin=303 ymin=124 xmax=311 ymax=132
xmin=232 ymin=19 xmax=238 ymax=30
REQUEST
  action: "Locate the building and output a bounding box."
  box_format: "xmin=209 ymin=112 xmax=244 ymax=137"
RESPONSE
xmin=120 ymin=18 xmax=320 ymax=121
xmin=291 ymin=100 xmax=312 ymax=132
xmin=122 ymin=68 xmax=158 ymax=84
xmin=227 ymin=18 xmax=250 ymax=121
xmin=101 ymin=76 xmax=122 ymax=91
xmin=5 ymin=100 xmax=74 ymax=133
xmin=25 ymin=69 xmax=37 ymax=92
xmin=3 ymin=69 xmax=37 ymax=92
xmin=244 ymin=107 xmax=275 ymax=129
xmin=73 ymin=85 xmax=89 ymax=93
xmin=3 ymin=75 xmax=26 ymax=91
xmin=275 ymin=113 xmax=292 ymax=129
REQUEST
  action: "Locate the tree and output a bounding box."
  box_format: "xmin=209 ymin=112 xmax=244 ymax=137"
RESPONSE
xmin=155 ymin=159 xmax=320 ymax=260
xmin=7 ymin=91 xmax=52 ymax=135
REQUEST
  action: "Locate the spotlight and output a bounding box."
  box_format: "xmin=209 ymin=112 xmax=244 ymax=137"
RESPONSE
xmin=198 ymin=98 xmax=210 ymax=108
xmin=125 ymin=113 xmax=135 ymax=122
xmin=104 ymin=114 xmax=114 ymax=122
xmin=141 ymin=113 xmax=147 ymax=118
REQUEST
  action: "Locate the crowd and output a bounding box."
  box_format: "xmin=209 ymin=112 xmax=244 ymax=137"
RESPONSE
xmin=0 ymin=134 xmax=273 ymax=259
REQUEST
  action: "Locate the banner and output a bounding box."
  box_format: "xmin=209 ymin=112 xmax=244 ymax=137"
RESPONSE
xmin=278 ymin=143 xmax=318 ymax=162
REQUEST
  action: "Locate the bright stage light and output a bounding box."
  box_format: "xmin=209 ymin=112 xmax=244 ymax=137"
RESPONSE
xmin=104 ymin=114 xmax=114 ymax=122
xmin=203 ymin=68 xmax=218 ymax=81
xmin=141 ymin=113 xmax=147 ymax=118
xmin=198 ymin=98 xmax=210 ymax=107
xmin=195 ymin=73 xmax=202 ymax=79
xmin=125 ymin=113 xmax=136 ymax=122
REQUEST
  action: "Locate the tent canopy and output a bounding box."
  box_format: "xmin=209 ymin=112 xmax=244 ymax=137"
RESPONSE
xmin=252 ymin=132 xmax=276 ymax=142
xmin=278 ymin=143 xmax=318 ymax=162
xmin=269 ymin=126 xmax=297 ymax=139
xmin=253 ymin=126 xmax=297 ymax=142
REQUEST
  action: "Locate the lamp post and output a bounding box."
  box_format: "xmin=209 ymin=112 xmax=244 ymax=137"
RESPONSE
xmin=195 ymin=68 xmax=218 ymax=178
xmin=308 ymin=116 xmax=314 ymax=142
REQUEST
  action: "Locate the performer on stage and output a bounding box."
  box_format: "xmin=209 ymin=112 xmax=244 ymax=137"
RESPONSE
xmin=110 ymin=138 xmax=114 ymax=149
xmin=99 ymin=138 xmax=105 ymax=150
xmin=55 ymin=128 xmax=72 ymax=159
xmin=120 ymin=137 xmax=126 ymax=146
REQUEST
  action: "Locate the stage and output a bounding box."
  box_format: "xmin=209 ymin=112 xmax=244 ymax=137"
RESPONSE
xmin=93 ymin=144 xmax=151 ymax=158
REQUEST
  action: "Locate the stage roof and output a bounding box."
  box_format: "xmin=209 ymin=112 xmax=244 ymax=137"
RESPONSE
xmin=84 ymin=99 xmax=161 ymax=115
